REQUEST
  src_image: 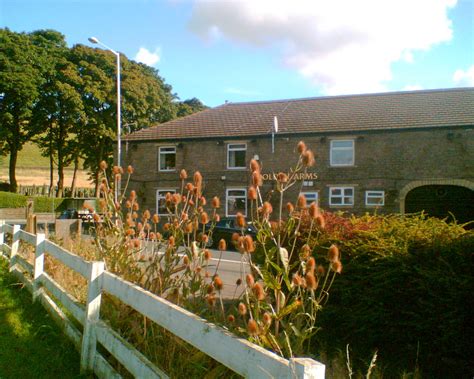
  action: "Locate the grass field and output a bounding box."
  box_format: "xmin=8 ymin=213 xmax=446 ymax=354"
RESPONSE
xmin=0 ymin=143 xmax=92 ymax=188
xmin=0 ymin=259 xmax=85 ymax=378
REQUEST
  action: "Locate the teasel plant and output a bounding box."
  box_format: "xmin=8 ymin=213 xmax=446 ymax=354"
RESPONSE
xmin=233 ymin=141 xmax=343 ymax=358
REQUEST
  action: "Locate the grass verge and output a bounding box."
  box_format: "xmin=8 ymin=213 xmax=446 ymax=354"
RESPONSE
xmin=0 ymin=259 xmax=85 ymax=378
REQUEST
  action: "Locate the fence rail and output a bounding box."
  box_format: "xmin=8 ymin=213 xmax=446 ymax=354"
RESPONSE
xmin=0 ymin=220 xmax=325 ymax=379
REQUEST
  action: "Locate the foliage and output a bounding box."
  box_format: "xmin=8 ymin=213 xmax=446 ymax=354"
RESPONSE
xmin=312 ymin=213 xmax=474 ymax=378
xmin=0 ymin=28 xmax=207 ymax=195
xmin=0 ymin=191 xmax=27 ymax=208
xmin=85 ymin=141 xmax=340 ymax=364
xmin=0 ymin=259 xmax=83 ymax=378
xmin=33 ymin=196 xmax=67 ymax=213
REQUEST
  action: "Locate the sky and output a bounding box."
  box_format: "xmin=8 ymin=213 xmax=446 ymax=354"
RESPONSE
xmin=1 ymin=0 xmax=473 ymax=107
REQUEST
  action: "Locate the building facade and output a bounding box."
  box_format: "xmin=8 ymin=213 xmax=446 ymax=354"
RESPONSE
xmin=123 ymin=88 xmax=474 ymax=222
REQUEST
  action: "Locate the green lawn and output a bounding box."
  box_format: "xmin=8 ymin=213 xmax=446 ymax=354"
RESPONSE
xmin=0 ymin=259 xmax=85 ymax=378
xmin=0 ymin=143 xmax=50 ymax=169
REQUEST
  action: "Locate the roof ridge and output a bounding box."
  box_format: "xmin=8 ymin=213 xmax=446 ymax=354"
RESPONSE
xmin=223 ymin=87 xmax=474 ymax=106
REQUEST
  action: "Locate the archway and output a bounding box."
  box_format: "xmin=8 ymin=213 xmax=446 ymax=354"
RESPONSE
xmin=403 ymin=184 xmax=474 ymax=223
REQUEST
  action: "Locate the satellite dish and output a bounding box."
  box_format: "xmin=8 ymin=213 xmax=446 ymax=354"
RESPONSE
xmin=273 ymin=116 xmax=278 ymax=133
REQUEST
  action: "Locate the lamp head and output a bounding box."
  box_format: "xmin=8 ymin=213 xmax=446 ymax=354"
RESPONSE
xmin=88 ymin=37 xmax=99 ymax=44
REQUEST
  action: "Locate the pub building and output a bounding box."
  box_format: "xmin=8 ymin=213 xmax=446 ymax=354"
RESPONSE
xmin=122 ymin=87 xmax=474 ymax=223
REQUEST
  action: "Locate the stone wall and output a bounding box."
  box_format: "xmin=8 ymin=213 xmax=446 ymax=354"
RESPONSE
xmin=122 ymin=125 xmax=474 ymax=217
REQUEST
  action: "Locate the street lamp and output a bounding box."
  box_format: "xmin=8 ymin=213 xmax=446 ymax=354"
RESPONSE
xmin=88 ymin=36 xmax=122 ymax=200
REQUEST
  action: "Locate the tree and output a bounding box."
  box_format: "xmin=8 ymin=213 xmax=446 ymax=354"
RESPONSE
xmin=0 ymin=29 xmax=45 ymax=192
xmin=175 ymin=97 xmax=208 ymax=117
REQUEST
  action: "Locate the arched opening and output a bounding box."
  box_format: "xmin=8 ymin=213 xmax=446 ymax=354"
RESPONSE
xmin=405 ymin=185 xmax=474 ymax=223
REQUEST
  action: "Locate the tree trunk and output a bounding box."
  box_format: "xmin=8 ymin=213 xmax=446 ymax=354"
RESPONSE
xmin=49 ymin=131 xmax=54 ymax=197
xmin=71 ymin=155 xmax=79 ymax=198
xmin=8 ymin=146 xmax=18 ymax=193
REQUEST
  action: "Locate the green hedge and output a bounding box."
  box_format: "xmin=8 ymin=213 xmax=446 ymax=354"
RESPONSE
xmin=311 ymin=213 xmax=473 ymax=378
xmin=0 ymin=192 xmax=68 ymax=212
xmin=0 ymin=192 xmax=27 ymax=208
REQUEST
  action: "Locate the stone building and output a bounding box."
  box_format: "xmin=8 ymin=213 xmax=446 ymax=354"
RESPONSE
xmin=122 ymin=87 xmax=474 ymax=223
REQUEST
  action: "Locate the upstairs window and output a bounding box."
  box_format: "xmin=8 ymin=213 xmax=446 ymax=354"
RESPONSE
xmin=226 ymin=188 xmax=247 ymax=217
xmin=227 ymin=143 xmax=246 ymax=169
xmin=330 ymin=140 xmax=354 ymax=166
xmin=159 ymin=146 xmax=176 ymax=171
xmin=329 ymin=187 xmax=354 ymax=206
xmin=365 ymin=190 xmax=385 ymax=206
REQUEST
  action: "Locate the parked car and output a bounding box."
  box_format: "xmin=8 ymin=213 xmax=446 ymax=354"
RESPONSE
xmin=206 ymin=217 xmax=257 ymax=249
xmin=58 ymin=208 xmax=93 ymax=222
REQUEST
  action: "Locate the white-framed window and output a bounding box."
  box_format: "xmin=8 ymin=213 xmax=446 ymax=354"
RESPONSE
xmin=156 ymin=188 xmax=176 ymax=215
xmin=227 ymin=143 xmax=246 ymax=169
xmin=158 ymin=146 xmax=176 ymax=172
xmin=226 ymin=188 xmax=247 ymax=217
xmin=330 ymin=139 xmax=354 ymax=166
xmin=365 ymin=190 xmax=385 ymax=206
xmin=301 ymin=192 xmax=319 ymax=204
xmin=329 ymin=187 xmax=354 ymax=206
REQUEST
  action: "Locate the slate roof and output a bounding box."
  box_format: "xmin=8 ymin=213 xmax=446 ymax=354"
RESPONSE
xmin=124 ymin=87 xmax=474 ymax=141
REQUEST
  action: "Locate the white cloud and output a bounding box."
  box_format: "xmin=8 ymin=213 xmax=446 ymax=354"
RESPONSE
xmin=453 ymin=65 xmax=474 ymax=86
xmin=134 ymin=47 xmax=161 ymax=66
xmin=188 ymin=0 xmax=456 ymax=95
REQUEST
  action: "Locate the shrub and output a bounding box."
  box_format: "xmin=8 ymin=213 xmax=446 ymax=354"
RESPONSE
xmin=313 ymin=214 xmax=474 ymax=378
xmin=33 ymin=196 xmax=67 ymax=213
xmin=0 ymin=191 xmax=27 ymax=208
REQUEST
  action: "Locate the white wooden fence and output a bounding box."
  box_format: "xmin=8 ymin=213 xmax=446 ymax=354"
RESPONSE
xmin=0 ymin=220 xmax=325 ymax=379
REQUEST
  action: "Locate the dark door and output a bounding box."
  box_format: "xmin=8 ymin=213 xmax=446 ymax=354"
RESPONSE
xmin=405 ymin=185 xmax=474 ymax=223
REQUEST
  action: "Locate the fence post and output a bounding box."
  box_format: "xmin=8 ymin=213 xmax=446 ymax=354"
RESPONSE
xmin=80 ymin=261 xmax=105 ymax=373
xmin=0 ymin=220 xmax=4 ymax=246
xmin=33 ymin=233 xmax=46 ymax=301
xmin=289 ymin=357 xmax=325 ymax=379
xmin=9 ymin=225 xmax=21 ymax=271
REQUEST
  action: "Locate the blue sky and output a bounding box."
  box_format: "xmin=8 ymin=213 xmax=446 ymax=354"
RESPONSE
xmin=1 ymin=0 xmax=473 ymax=107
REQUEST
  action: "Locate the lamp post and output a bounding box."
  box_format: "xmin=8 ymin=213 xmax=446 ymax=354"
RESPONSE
xmin=88 ymin=37 xmax=122 ymax=201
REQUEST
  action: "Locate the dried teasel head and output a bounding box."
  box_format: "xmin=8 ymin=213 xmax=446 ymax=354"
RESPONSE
xmin=248 ymin=186 xmax=257 ymax=200
xmin=184 ymin=222 xmax=193 ymax=234
xmin=252 ymin=282 xmax=265 ymax=301
xmin=328 ymin=244 xmax=340 ymax=263
xmin=238 ymin=302 xmax=247 ymax=316
xmin=112 ymin=165 xmax=120 ymax=175
xmin=127 ymin=165 xmax=134 ymax=174
xmin=236 ymin=278 xmax=242 ymax=286
xmin=213 ymin=214 xmax=221 ymax=222
xmin=180 ymin=169 xmax=188 ymax=180
xmin=250 ymin=158 xmax=260 ymax=173
xmin=125 ymin=200 xmax=132 ymax=208
xmin=297 ymin=193 xmax=307 ymax=209
xmin=243 ymin=235 xmax=255 ymax=253
xmin=218 ymin=239 xmax=227 ymax=251
xmin=297 ymin=141 xmax=307 ymax=154
xmin=200 ymin=212 xmax=209 ymax=225
xmin=286 ymin=202 xmax=295 ymax=214
xmin=168 ymin=236 xmax=175 ymax=247
xmin=247 ymin=319 xmax=259 ymax=336
xmin=186 ymin=183 xmax=194 ymax=192
xmin=306 ymin=256 xmax=316 ymax=272
xmin=130 ymin=190 xmax=137 ymax=201
xmin=292 ymin=273 xmax=304 ymax=287
xmin=211 ymin=196 xmax=220 ymax=209
xmin=132 ymin=202 xmax=140 ymax=211
xmin=331 ymin=260 xmax=343 ymax=274
xmin=262 ymin=201 xmax=273 ymax=217
xmin=200 ymin=196 xmax=207 ymax=206
xmin=316 ymin=214 xmax=325 ymax=229
xmin=143 ymin=210 xmax=151 ymax=220
xmin=276 ymin=172 xmax=288 ymax=183
xmin=172 ymin=193 xmax=182 ymax=205
xmin=206 ymin=294 xmax=216 ymax=307
xmin=213 ymin=275 xmax=224 ymax=291
xmin=207 ymin=284 xmax=215 ymax=294
xmin=302 ymin=150 xmax=315 ymax=167
xmin=183 ymin=255 xmax=189 ymax=265
xmin=263 ymin=312 xmax=272 ymax=327
xmin=252 ymin=171 xmax=263 ymax=187
xmin=204 ymin=249 xmax=212 ymax=260
xmin=305 ymin=272 xmax=318 ymax=290
xmin=149 ymin=232 xmax=156 ymax=241
xmin=235 ymin=212 xmax=246 ymax=228
xmin=152 ymin=214 xmax=160 ymax=224
xmin=245 ymin=273 xmax=255 ymax=287
xmin=193 ymin=171 xmax=202 ymax=189
xmin=227 ymin=314 xmax=236 ymax=323
xmin=308 ymin=202 xmax=319 ymax=219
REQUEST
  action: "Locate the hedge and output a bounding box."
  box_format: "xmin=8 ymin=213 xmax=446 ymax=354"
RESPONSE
xmin=0 ymin=192 xmax=68 ymax=212
xmin=310 ymin=213 xmax=473 ymax=378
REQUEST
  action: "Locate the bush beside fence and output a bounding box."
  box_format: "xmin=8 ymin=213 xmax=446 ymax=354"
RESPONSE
xmin=0 ymin=221 xmax=325 ymax=379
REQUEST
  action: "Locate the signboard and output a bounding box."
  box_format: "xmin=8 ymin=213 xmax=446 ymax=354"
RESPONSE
xmin=261 ymin=172 xmax=318 ymax=181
